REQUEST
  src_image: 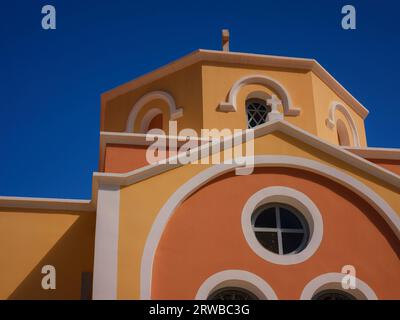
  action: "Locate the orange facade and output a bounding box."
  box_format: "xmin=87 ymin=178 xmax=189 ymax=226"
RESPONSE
xmin=152 ymin=168 xmax=399 ymax=299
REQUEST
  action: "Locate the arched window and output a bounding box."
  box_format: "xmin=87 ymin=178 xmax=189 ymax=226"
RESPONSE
xmin=300 ymin=273 xmax=377 ymax=300
xmin=336 ymin=119 xmax=351 ymax=146
xmin=208 ymin=287 xmax=259 ymax=300
xmin=312 ymin=289 xmax=356 ymax=300
xmin=246 ymin=98 xmax=271 ymax=128
xmin=195 ymin=270 xmax=277 ymax=300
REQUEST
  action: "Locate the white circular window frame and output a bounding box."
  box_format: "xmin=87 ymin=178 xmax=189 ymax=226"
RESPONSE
xmin=241 ymin=186 xmax=323 ymax=265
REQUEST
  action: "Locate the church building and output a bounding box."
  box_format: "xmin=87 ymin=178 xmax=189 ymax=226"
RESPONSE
xmin=0 ymin=32 xmax=399 ymax=300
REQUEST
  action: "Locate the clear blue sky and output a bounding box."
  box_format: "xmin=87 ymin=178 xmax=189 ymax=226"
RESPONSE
xmin=0 ymin=0 xmax=399 ymax=199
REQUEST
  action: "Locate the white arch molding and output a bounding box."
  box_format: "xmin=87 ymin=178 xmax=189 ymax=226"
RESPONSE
xmin=300 ymin=273 xmax=378 ymax=300
xmin=195 ymin=270 xmax=278 ymax=300
xmin=218 ymin=74 xmax=301 ymax=116
xmin=125 ymin=91 xmax=183 ymax=133
xmin=326 ymin=101 xmax=360 ymax=147
xmin=140 ymin=155 xmax=400 ymax=299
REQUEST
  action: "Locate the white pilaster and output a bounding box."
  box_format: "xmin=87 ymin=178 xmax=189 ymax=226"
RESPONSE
xmin=92 ymin=184 xmax=120 ymax=300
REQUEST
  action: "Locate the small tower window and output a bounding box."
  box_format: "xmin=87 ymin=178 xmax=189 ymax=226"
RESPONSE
xmin=246 ymin=98 xmax=271 ymax=128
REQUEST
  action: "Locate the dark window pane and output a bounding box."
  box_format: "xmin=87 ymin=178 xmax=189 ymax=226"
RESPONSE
xmin=253 ymin=112 xmax=262 ymax=122
xmin=280 ymin=207 xmax=303 ymax=229
xmin=281 ymin=232 xmax=305 ymax=254
xmin=258 ymin=104 xmax=267 ymax=112
xmin=254 ymin=207 xmax=276 ymax=227
xmin=208 ymin=288 xmax=259 ymax=300
xmin=312 ymin=290 xmax=356 ymax=300
xmin=255 ymin=232 xmax=279 ymax=253
xmin=246 ymin=99 xmax=271 ymax=128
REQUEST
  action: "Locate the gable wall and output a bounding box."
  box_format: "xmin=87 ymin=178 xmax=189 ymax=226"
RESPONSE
xmin=116 ymin=131 xmax=399 ymax=299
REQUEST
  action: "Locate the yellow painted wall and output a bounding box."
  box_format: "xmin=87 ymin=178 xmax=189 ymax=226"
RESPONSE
xmin=201 ymin=62 xmax=368 ymax=148
xmin=117 ymin=130 xmax=399 ymax=299
xmin=310 ymin=73 xmax=367 ymax=147
xmin=103 ymin=60 xmax=368 ymax=149
xmin=103 ymin=63 xmax=204 ymax=134
xmin=201 ymin=63 xmax=318 ymax=134
xmin=0 ymin=209 xmax=95 ymax=299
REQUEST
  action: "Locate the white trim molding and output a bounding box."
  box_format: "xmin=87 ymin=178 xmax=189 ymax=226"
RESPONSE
xmin=346 ymin=147 xmax=400 ymax=161
xmin=241 ymin=187 xmax=323 ymax=265
xmin=0 ymin=196 xmax=93 ymax=212
xmin=92 ymin=183 xmax=120 ymax=300
xmin=326 ymin=101 xmax=360 ymax=147
xmin=95 ymin=120 xmax=400 ymax=189
xmin=140 ymin=155 xmax=400 ymax=299
xmin=300 ymin=273 xmax=378 ymax=300
xmin=218 ymin=74 xmax=301 ymax=115
xmin=125 ymin=91 xmax=183 ymax=133
xmin=195 ymin=270 xmax=278 ymax=300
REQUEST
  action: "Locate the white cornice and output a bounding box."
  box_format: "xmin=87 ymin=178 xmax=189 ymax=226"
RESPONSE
xmin=346 ymin=147 xmax=400 ymax=160
xmin=100 ymin=131 xmax=211 ymax=147
xmin=2 ymin=122 xmax=398 ymax=213
xmin=101 ymin=49 xmax=369 ymax=120
xmin=94 ymin=120 xmax=400 ymax=189
xmin=0 ymin=196 xmax=94 ymax=212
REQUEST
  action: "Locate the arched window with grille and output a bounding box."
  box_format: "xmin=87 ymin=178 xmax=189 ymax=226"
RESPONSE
xmin=246 ymin=98 xmax=271 ymax=128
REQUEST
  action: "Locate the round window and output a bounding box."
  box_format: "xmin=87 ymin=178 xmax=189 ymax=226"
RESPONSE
xmin=252 ymin=203 xmax=309 ymax=255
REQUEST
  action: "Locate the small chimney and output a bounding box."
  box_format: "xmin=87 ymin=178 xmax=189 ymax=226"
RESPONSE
xmin=222 ymin=29 xmax=230 ymax=52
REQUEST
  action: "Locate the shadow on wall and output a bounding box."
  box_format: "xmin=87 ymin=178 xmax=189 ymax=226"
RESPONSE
xmin=8 ymin=212 xmax=95 ymax=300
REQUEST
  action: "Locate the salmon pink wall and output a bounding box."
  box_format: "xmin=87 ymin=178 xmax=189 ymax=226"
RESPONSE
xmin=104 ymin=144 xmax=176 ymax=173
xmin=104 ymin=142 xmax=208 ymax=173
xmin=152 ymin=168 xmax=399 ymax=299
xmin=104 ymin=144 xmax=150 ymax=173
